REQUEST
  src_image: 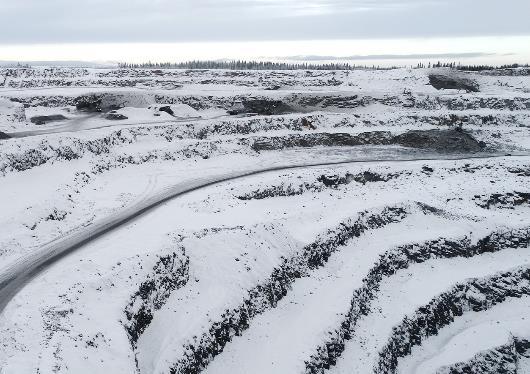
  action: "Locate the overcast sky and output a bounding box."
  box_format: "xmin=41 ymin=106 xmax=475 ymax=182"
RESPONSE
xmin=2 ymin=0 xmax=530 ymax=43
xmin=1 ymin=0 xmax=529 ymax=63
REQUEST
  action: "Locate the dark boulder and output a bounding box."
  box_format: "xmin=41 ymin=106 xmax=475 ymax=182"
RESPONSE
xmin=352 ymin=171 xmax=388 ymax=185
xmin=318 ymin=173 xmax=357 ymax=187
xmin=104 ymin=112 xmax=128 ymax=120
xmin=318 ymin=174 xmax=342 ymax=187
xmin=392 ymin=129 xmax=486 ymax=152
xmin=301 ymin=118 xmax=317 ymax=130
xmin=159 ymin=106 xmax=175 ymax=116
xmin=30 ymin=114 xmax=68 ymax=125
xmin=429 ymin=74 xmax=479 ymax=92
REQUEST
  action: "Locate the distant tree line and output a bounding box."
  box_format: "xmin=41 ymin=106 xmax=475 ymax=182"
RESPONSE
xmin=2 ymin=60 xmax=528 ymax=72
xmin=455 ymin=63 xmax=530 ymax=71
xmin=414 ymin=61 xmax=530 ymax=71
xmin=415 ymin=62 xmax=458 ymax=69
xmin=118 ymin=60 xmax=530 ymax=72
xmin=117 ymin=60 xmax=397 ymax=71
xmin=0 ymin=62 xmax=32 ymax=68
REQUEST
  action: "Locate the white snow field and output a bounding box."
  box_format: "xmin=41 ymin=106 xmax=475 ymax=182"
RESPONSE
xmin=0 ymin=66 xmax=530 ymax=374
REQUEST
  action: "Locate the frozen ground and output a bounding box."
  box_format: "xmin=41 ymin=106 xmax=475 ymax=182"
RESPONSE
xmin=0 ymin=66 xmax=529 ymax=374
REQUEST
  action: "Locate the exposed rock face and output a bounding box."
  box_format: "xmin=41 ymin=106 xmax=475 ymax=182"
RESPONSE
xmin=474 ymin=192 xmax=530 ymax=209
xmin=305 ymin=227 xmax=530 ymax=374
xmin=293 ymin=94 xmax=368 ymax=109
xmin=438 ymin=337 xmax=530 ymax=374
xmin=391 ymin=129 xmax=486 ymax=153
xmin=124 ymin=250 xmax=189 ymax=346
xmin=0 ymin=131 xmax=10 ymax=140
xmin=30 ymin=114 xmax=68 ymax=125
xmin=429 ymin=74 xmax=480 ymax=92
xmin=316 ymin=171 xmax=398 ymax=188
xmin=251 ymin=129 xmax=487 ymax=153
xmin=251 ymin=131 xmax=393 ymax=151
xmin=75 ymin=94 xmax=105 ymax=112
xmin=75 ymin=93 xmax=153 ymax=113
xmin=228 ymin=99 xmax=293 ymax=116
xmin=376 ymin=266 xmax=530 ymax=374
xmin=169 ymin=205 xmax=415 ymax=374
xmin=237 ymin=170 xmax=406 ymax=201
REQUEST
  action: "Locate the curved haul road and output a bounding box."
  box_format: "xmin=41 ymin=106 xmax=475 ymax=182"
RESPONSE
xmin=8 ymin=114 xmax=214 ymax=139
xmin=0 ymin=153 xmax=522 ymax=314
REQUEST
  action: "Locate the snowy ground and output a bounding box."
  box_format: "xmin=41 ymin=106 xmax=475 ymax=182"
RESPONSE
xmin=0 ymin=66 xmax=529 ymax=374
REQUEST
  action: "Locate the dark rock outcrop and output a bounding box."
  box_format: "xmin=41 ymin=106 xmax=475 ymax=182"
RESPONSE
xmin=159 ymin=106 xmax=175 ymax=116
xmin=318 ymin=174 xmax=353 ymax=187
xmin=438 ymin=336 xmax=530 ymax=374
xmin=474 ymin=192 xmax=530 ymax=209
xmin=124 ymin=249 xmax=189 ymax=346
xmin=75 ymin=94 xmax=105 ymax=112
xmin=429 ymin=74 xmax=480 ymax=92
xmin=318 ymin=171 xmax=403 ymax=188
xmin=30 ymin=114 xmax=68 ymax=125
xmin=75 ymin=93 xmax=152 ymax=113
xmin=251 ymin=129 xmax=486 ymax=153
xmin=376 ymin=266 xmax=530 ymax=374
xmin=237 ymin=182 xmax=319 ymax=200
xmin=305 ymin=227 xmax=530 ymax=374
xmin=104 ymin=112 xmax=128 ymax=120
xmin=0 ymin=131 xmax=10 ymax=140
xmin=251 ymin=131 xmax=392 ymax=151
xmin=228 ymin=99 xmax=293 ymax=116
xmin=391 ymin=129 xmax=486 ymax=153
xmin=294 ymin=95 xmax=368 ymax=109
xmin=169 ymin=205 xmax=422 ymax=374
xmin=301 ymin=117 xmax=317 ymax=130
xmin=237 ymin=170 xmax=406 ymax=201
